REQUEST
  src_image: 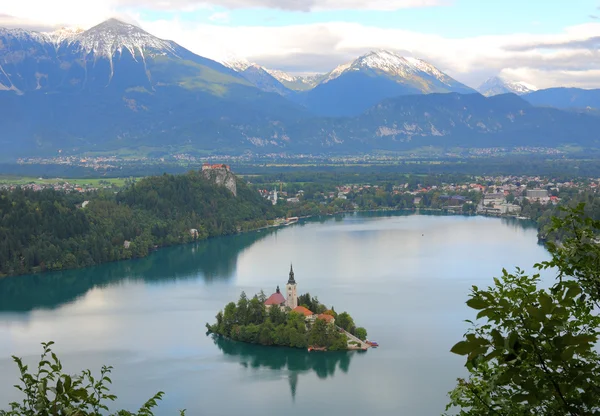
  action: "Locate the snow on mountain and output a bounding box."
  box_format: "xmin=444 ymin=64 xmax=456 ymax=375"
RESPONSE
xmin=0 ymin=27 xmax=51 ymax=45
xmin=46 ymin=26 xmax=85 ymax=44
xmin=67 ymin=19 xmax=179 ymax=59
xmin=478 ymin=76 xmax=538 ymax=97
xmin=263 ymin=68 xmax=297 ymax=83
xmin=221 ymin=55 xmax=322 ymax=91
xmin=322 ymin=50 xmax=457 ymax=87
xmin=264 ymin=68 xmax=324 ymax=90
xmin=221 ymin=54 xmax=253 ymax=72
xmin=1 ymin=19 xmax=179 ymax=60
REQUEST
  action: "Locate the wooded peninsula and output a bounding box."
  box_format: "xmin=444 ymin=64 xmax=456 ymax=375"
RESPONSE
xmin=0 ymin=169 xmax=275 ymax=277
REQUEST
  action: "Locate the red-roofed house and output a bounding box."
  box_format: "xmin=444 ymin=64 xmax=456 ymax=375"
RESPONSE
xmin=317 ymin=313 xmax=335 ymax=325
xmin=292 ymin=306 xmax=314 ymax=318
xmin=264 ymin=286 xmax=286 ymax=310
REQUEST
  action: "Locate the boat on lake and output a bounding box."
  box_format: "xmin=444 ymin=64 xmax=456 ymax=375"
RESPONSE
xmin=308 ymin=346 xmax=327 ymax=352
xmin=366 ymin=340 xmax=379 ymax=347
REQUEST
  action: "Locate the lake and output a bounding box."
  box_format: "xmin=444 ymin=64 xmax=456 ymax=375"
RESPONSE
xmin=0 ymin=212 xmax=554 ymax=415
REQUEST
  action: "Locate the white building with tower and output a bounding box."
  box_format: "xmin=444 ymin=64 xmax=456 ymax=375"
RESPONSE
xmin=264 ymin=264 xmax=298 ymax=310
xmin=286 ymin=264 xmax=298 ymax=309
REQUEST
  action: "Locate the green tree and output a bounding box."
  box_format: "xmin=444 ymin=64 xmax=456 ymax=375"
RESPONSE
xmin=354 ymin=327 xmax=367 ymax=341
xmin=236 ymin=292 xmax=249 ymax=325
xmin=248 ymin=296 xmax=265 ymax=325
xmin=336 ymin=312 xmax=355 ymax=333
xmin=447 ymin=205 xmax=600 ymax=414
xmin=222 ymin=302 xmax=237 ymax=336
xmin=1 ymin=342 xmax=184 ymax=416
xmin=308 ymin=318 xmax=329 ymax=347
xmin=268 ymin=304 xmax=287 ymax=326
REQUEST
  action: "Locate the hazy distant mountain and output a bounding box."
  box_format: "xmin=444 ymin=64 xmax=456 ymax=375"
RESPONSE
xmin=279 ymin=93 xmax=600 ymax=152
xmin=523 ymin=87 xmax=600 ymax=110
xmin=478 ymin=76 xmax=537 ymax=97
xmin=296 ymin=50 xmax=476 ymax=116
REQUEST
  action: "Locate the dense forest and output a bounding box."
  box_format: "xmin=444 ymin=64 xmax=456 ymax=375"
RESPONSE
xmin=206 ymin=292 xmax=367 ymax=351
xmin=0 ymin=170 xmax=275 ymax=277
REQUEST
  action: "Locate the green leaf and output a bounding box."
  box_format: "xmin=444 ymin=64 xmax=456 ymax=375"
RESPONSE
xmin=450 ymin=341 xmax=475 ymax=356
xmin=476 ymin=308 xmax=496 ymax=320
xmin=491 ymin=329 xmax=504 ymax=347
xmin=466 ymin=297 xmax=488 ymax=310
xmin=538 ymin=293 xmax=552 ymax=314
xmin=564 ymin=284 xmax=582 ymax=301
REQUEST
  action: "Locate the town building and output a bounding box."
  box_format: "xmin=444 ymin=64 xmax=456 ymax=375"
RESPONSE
xmin=292 ymin=306 xmax=316 ymax=322
xmin=317 ymin=313 xmax=335 ymax=325
xmin=526 ymin=189 xmax=549 ymax=200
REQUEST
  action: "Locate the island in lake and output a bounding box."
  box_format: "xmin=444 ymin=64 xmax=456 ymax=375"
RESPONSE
xmin=207 ymin=265 xmax=373 ymax=351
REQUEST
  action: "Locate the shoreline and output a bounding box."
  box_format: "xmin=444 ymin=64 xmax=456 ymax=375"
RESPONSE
xmin=0 ymin=208 xmax=537 ymax=280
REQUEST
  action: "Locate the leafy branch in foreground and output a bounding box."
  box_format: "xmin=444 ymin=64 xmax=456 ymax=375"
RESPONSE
xmin=447 ymin=205 xmax=600 ymax=415
xmin=0 ymin=342 xmax=185 ymax=416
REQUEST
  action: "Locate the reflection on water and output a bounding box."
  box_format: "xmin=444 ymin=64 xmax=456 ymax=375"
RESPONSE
xmin=0 ymin=228 xmax=278 ymax=312
xmin=212 ymin=335 xmax=359 ymax=400
xmin=0 ymin=213 xmax=543 ymax=313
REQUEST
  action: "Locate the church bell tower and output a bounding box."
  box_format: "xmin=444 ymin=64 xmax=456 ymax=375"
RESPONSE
xmin=286 ymin=263 xmax=298 ymax=309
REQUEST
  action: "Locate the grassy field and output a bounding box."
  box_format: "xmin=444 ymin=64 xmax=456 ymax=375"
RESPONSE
xmin=0 ymin=176 xmax=131 ymax=187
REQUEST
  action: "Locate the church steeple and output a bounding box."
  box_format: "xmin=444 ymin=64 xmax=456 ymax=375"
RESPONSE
xmin=286 ymin=263 xmax=298 ymax=309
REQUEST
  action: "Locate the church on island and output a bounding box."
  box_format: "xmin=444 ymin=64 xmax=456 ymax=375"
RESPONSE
xmin=264 ymin=264 xmax=335 ymax=325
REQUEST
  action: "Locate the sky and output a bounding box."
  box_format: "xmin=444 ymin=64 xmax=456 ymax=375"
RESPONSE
xmin=1 ymin=0 xmax=600 ymax=88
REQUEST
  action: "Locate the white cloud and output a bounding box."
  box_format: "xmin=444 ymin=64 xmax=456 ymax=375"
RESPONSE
xmin=1 ymin=0 xmax=116 ymax=29
xmin=1 ymin=0 xmax=599 ymax=89
xmin=500 ymin=68 xmax=600 ymax=89
xmin=141 ymin=19 xmax=600 ymax=88
xmin=111 ymin=0 xmax=447 ymax=12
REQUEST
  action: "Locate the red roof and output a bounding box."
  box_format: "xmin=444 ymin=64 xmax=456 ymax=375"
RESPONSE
xmin=317 ymin=314 xmax=335 ymax=323
xmin=265 ymin=292 xmax=286 ymax=306
xmin=292 ymin=306 xmax=313 ymax=316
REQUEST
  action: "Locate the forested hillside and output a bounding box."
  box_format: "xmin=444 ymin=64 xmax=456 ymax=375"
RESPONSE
xmin=0 ymin=170 xmax=275 ymax=277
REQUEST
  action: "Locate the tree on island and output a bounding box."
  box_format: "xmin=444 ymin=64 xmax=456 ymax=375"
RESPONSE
xmin=207 ymin=292 xmax=360 ymax=350
xmin=354 ymin=327 xmax=368 ymax=341
xmin=447 ymin=204 xmax=600 ymax=414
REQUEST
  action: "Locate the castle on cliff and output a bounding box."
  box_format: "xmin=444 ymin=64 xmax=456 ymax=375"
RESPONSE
xmin=202 ymin=163 xmax=230 ymax=171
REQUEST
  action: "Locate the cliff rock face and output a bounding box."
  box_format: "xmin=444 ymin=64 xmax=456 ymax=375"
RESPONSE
xmin=202 ymin=168 xmax=237 ymax=196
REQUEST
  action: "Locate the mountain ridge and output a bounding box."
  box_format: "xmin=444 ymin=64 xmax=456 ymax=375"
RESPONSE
xmin=1 ymin=19 xmax=600 ymax=158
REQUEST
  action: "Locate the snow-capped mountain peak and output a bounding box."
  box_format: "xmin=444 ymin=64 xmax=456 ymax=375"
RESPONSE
xmin=323 ymin=50 xmax=454 ymax=86
xmin=67 ymin=19 xmax=179 ymax=59
xmin=478 ymin=76 xmax=538 ymax=96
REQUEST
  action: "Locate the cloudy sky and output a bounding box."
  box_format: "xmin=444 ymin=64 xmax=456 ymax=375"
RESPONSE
xmin=1 ymin=0 xmax=599 ymax=88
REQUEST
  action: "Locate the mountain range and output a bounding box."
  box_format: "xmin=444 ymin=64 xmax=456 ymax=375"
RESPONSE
xmin=0 ymin=19 xmax=599 ymax=159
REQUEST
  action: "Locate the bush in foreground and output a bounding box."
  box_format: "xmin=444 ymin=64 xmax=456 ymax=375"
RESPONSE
xmin=0 ymin=342 xmax=184 ymax=416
